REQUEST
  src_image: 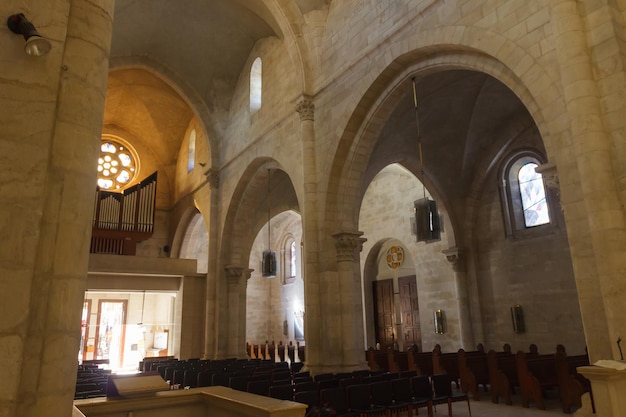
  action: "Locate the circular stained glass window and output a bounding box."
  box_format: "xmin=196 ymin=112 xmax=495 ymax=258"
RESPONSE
xmin=97 ymin=139 xmax=138 ymax=190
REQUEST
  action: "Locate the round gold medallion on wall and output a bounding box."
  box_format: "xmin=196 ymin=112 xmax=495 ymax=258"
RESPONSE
xmin=386 ymin=246 xmax=404 ymax=269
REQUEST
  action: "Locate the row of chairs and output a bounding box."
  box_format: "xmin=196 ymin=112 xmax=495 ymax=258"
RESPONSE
xmin=74 ymin=364 xmax=111 ymax=399
xmin=147 ymin=357 xmax=303 ymax=389
xmin=314 ymin=376 xmax=467 ymax=417
xmin=253 ymin=370 xmax=470 ymax=417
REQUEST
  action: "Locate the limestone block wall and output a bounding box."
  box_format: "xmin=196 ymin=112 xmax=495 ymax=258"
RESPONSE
xmin=246 ymin=212 xmax=304 ymax=346
xmin=360 ymin=164 xmax=459 ymax=352
xmin=473 ymin=163 xmax=585 ymax=354
xmin=221 ymin=37 xmax=301 ymax=167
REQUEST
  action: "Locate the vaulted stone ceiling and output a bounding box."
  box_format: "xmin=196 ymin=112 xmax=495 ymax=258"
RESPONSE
xmin=365 ymin=70 xmax=540 ymax=209
xmin=105 ymin=0 xmax=329 ymax=191
xmin=106 ymin=1 xmax=538 ymax=220
xmin=111 ymin=0 xmax=279 ymax=111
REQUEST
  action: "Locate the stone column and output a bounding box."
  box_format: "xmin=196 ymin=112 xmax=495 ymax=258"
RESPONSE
xmin=204 ymin=168 xmax=220 ymax=359
xmin=0 ymin=1 xmax=115 ymax=417
xmin=551 ymin=0 xmax=625 ymax=362
xmin=332 ymin=231 xmax=369 ymax=371
xmin=296 ymin=97 xmax=322 ymax=370
xmin=225 ymin=266 xmax=253 ymax=358
xmin=442 ymin=247 xmax=474 ymax=349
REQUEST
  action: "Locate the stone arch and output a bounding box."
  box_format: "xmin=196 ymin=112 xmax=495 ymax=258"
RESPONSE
xmin=325 ymin=27 xmax=566 ymax=248
xmin=171 ymin=205 xmax=204 ymax=259
xmin=220 ymin=159 xmax=301 ymax=271
xmin=178 ymin=209 xmax=209 ymax=274
xmin=217 ymin=159 xmax=301 ymax=356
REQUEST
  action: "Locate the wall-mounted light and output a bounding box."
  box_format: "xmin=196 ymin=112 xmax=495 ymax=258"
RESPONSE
xmin=434 ymin=309 xmax=445 ymax=334
xmin=511 ymin=304 xmax=525 ymax=333
xmin=7 ymin=13 xmax=51 ymax=57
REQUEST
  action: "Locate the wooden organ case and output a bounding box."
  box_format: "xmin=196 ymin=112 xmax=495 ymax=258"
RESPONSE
xmin=90 ymin=172 xmax=158 ymax=255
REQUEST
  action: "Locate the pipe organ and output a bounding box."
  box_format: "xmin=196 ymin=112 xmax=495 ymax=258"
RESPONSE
xmin=90 ymin=172 xmax=158 ymax=255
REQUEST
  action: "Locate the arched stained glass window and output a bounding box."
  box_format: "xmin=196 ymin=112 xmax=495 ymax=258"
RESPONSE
xmin=518 ymin=162 xmax=550 ymax=227
xmin=250 ymin=57 xmax=262 ymax=113
xmin=500 ymin=151 xmax=554 ymax=238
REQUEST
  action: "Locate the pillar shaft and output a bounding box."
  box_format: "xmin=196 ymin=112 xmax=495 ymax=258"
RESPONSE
xmin=443 ymin=247 xmax=474 ymax=349
xmin=2 ymin=1 xmax=115 ymax=416
xmin=296 ymin=98 xmax=323 ymax=370
xmin=551 ymin=0 xmax=626 ymax=362
xmin=333 ymin=231 xmax=369 ymax=371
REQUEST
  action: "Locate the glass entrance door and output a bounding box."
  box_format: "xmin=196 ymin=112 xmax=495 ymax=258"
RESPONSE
xmin=94 ymin=300 xmax=127 ymax=369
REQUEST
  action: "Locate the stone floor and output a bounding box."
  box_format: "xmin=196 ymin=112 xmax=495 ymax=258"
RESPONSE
xmin=433 ymin=388 xmax=576 ymax=417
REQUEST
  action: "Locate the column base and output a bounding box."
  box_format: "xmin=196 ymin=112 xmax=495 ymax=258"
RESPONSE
xmin=577 ymin=363 xmax=626 ymax=417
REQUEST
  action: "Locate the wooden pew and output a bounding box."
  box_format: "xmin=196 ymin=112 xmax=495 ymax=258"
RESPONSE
xmin=277 ymin=342 xmax=286 ymax=362
xmin=366 ymin=347 xmax=389 ymax=371
xmin=408 ymin=348 xmax=435 ymax=376
xmin=458 ymin=348 xmax=489 ymax=400
xmin=433 ymin=348 xmax=461 ymax=387
xmin=516 ymin=351 xmax=559 ymax=409
xmin=487 ymin=349 xmax=517 ymax=405
xmin=555 ymin=351 xmax=590 ymax=413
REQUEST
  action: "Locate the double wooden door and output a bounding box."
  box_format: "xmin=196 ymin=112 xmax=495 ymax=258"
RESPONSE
xmin=373 ymin=276 xmax=421 ymax=349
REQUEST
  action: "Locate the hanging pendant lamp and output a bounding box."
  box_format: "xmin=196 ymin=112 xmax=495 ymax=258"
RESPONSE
xmin=262 ymin=169 xmax=277 ymax=277
xmin=412 ymin=77 xmax=441 ymax=243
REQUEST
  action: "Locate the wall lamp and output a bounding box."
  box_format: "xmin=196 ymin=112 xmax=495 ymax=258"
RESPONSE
xmin=511 ymin=304 xmax=525 ymax=333
xmin=7 ymin=13 xmax=51 ymax=57
xmin=434 ymin=309 xmax=446 ymax=334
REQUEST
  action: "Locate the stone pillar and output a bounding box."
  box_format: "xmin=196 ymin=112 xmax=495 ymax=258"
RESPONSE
xmin=225 ymin=266 xmax=253 ymax=358
xmin=296 ymin=97 xmax=322 ymax=370
xmin=332 ymin=231 xmax=369 ymax=371
xmin=551 ymin=0 xmax=625 ymax=362
xmin=204 ymin=168 xmax=220 ymax=359
xmin=0 ymin=1 xmax=114 ymax=416
xmin=443 ymin=247 xmax=474 ymax=349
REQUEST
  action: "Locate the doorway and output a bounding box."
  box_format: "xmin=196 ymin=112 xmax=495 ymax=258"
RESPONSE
xmin=94 ymin=299 xmax=127 ymax=370
xmin=398 ymin=275 xmax=421 ymax=350
xmin=373 ymin=276 xmax=421 ymax=350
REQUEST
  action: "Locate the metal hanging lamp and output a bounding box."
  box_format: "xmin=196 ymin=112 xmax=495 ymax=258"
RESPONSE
xmin=262 ymin=169 xmax=277 ymax=277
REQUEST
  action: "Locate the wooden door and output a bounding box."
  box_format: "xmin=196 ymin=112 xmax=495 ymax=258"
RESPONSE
xmin=373 ymin=279 xmax=396 ymax=348
xmin=398 ymin=275 xmax=421 ymax=350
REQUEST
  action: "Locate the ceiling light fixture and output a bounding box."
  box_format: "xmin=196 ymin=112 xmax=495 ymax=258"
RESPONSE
xmin=7 ymin=13 xmax=51 ymax=57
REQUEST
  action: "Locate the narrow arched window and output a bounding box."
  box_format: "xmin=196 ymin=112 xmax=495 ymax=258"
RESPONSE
xmin=518 ymin=162 xmax=550 ymax=227
xmin=250 ymin=57 xmax=262 ymax=113
xmin=187 ymin=129 xmax=196 ymax=173
xmin=289 ymin=241 xmax=297 ymax=278
xmin=500 ymin=151 xmax=553 ymax=238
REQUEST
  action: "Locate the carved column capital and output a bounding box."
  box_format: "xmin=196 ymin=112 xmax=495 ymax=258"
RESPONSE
xmin=225 ymin=265 xmax=248 ymax=285
xmin=243 ymin=268 xmax=254 ymax=280
xmin=332 ymin=231 xmax=367 ymax=262
xmin=205 ymin=168 xmax=219 ymax=189
xmin=296 ymin=98 xmax=315 ymax=121
xmin=535 ymin=162 xmax=559 ymax=192
xmin=442 ymin=247 xmax=465 ymax=273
